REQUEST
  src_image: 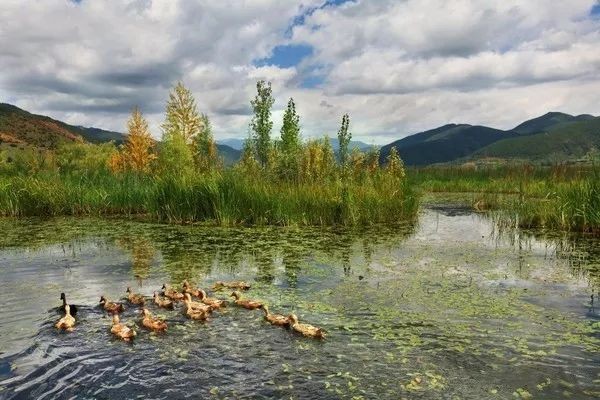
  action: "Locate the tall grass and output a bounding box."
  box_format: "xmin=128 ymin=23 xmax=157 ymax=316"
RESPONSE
xmin=409 ymin=162 xmax=600 ymax=234
xmin=0 ymin=170 xmax=419 ymax=226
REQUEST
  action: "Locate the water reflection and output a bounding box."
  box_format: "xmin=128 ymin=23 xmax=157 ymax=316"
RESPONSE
xmin=0 ymin=211 xmax=598 ymax=399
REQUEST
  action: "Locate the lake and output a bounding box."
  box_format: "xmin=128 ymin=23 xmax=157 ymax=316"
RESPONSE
xmin=0 ymin=208 xmax=598 ymax=399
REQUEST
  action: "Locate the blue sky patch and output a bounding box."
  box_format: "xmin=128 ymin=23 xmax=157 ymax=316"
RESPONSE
xmin=255 ymin=44 xmax=313 ymax=68
xmin=591 ymin=3 xmax=600 ymax=16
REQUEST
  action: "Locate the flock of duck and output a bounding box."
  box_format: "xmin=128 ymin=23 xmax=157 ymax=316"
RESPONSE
xmin=55 ymin=280 xmax=326 ymax=341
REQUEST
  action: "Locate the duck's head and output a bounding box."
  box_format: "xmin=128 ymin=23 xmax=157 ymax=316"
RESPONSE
xmin=288 ymin=314 xmax=299 ymax=324
xmin=60 ymin=292 xmax=66 ymax=301
xmin=126 ymin=287 xmax=132 ymax=293
xmin=230 ymin=291 xmax=240 ymax=299
xmin=112 ymin=314 xmax=120 ymax=324
xmin=161 ymin=283 xmax=168 ymax=290
xmin=141 ymin=308 xmax=150 ymax=317
xmin=99 ymin=295 xmax=107 ymax=304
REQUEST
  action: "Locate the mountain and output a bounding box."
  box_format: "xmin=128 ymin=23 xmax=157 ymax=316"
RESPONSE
xmin=217 ymin=137 xmax=374 ymax=152
xmin=0 ymin=103 xmax=125 ymax=148
xmin=379 ymin=124 xmax=518 ymax=166
xmin=512 ymin=112 xmax=595 ymax=135
xmin=216 ymin=143 xmax=241 ymax=165
xmin=474 ymin=117 xmax=600 ymax=161
xmin=380 ymin=112 xmax=598 ymax=166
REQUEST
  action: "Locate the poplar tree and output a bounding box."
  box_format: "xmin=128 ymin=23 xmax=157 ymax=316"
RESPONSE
xmin=337 ymin=113 xmax=351 ymax=168
xmin=162 ymin=82 xmax=203 ymax=144
xmin=279 ymin=97 xmax=301 ymax=179
xmin=250 ymin=80 xmax=274 ymax=167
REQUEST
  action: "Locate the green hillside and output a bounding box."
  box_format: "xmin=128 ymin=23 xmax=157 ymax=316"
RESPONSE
xmin=380 ymin=124 xmax=517 ymax=166
xmin=512 ymin=111 xmax=595 ymax=135
xmin=0 ymin=103 xmax=125 ymax=148
xmin=475 ymin=117 xmax=600 ymax=161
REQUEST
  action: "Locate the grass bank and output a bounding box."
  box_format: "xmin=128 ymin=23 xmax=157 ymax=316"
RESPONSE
xmin=0 ymin=170 xmax=419 ymax=226
xmin=409 ymin=163 xmax=600 ymax=234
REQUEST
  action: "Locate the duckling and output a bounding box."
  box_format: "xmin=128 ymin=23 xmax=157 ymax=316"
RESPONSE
xmin=213 ymin=281 xmax=251 ymax=291
xmin=161 ymin=284 xmax=185 ymax=302
xmin=230 ymin=291 xmax=263 ymax=310
xmin=153 ymin=291 xmax=174 ymax=309
xmin=288 ymin=314 xmax=326 ymax=339
xmin=182 ymin=296 xmax=209 ymax=321
xmin=59 ymin=293 xmax=78 ymax=316
xmin=126 ymin=287 xmax=145 ymax=306
xmin=99 ymin=295 xmax=125 ymax=314
xmin=196 ymin=288 xmax=227 ymax=309
xmin=183 ymin=292 xmax=214 ymax=314
xmin=55 ymin=304 xmax=76 ymax=332
xmin=110 ymin=314 xmax=136 ymax=341
xmin=260 ymin=305 xmax=289 ymax=327
xmin=140 ymin=308 xmax=167 ymax=332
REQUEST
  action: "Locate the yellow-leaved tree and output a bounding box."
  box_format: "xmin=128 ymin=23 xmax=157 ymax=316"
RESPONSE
xmin=123 ymin=107 xmax=156 ymax=173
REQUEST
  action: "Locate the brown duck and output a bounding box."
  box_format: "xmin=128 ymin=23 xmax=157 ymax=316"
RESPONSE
xmin=288 ymin=314 xmax=326 ymax=339
xmin=230 ymin=291 xmax=262 ymax=310
xmin=55 ymin=304 xmax=76 ymax=332
xmin=141 ymin=308 xmax=167 ymax=332
xmin=126 ymin=287 xmax=145 ymax=305
xmin=153 ymin=291 xmax=174 ymax=309
xmin=260 ymin=305 xmax=289 ymax=327
xmin=100 ymin=295 xmax=125 ymax=314
xmin=111 ymin=314 xmax=136 ymax=341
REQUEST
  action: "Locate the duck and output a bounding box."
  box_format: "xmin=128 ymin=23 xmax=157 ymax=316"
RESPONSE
xmin=55 ymin=304 xmax=76 ymax=332
xmin=288 ymin=314 xmax=326 ymax=339
xmin=162 ymin=284 xmax=185 ymax=302
xmin=260 ymin=305 xmax=290 ymax=327
xmin=183 ymin=293 xmax=213 ymax=314
xmin=230 ymin=291 xmax=263 ymax=310
xmin=59 ymin=293 xmax=78 ymax=316
xmin=213 ymin=281 xmax=251 ymax=291
xmin=126 ymin=287 xmax=145 ymax=305
xmin=141 ymin=308 xmax=167 ymax=332
xmin=196 ymin=288 xmax=227 ymax=309
xmin=99 ymin=295 xmax=125 ymax=314
xmin=182 ymin=295 xmax=209 ymax=321
xmin=110 ymin=314 xmax=136 ymax=341
xmin=153 ymin=291 xmax=174 ymax=309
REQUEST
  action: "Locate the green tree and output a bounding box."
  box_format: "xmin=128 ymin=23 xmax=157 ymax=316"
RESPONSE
xmin=337 ymin=113 xmax=351 ymax=168
xmin=192 ymin=113 xmax=219 ymax=172
xmin=157 ymin=132 xmax=194 ymax=176
xmin=279 ymin=98 xmax=301 ymax=180
xmin=162 ymin=82 xmax=203 ymax=144
xmin=250 ymin=80 xmax=274 ymax=167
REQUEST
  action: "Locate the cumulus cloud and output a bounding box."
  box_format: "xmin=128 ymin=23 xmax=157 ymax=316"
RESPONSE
xmin=0 ymin=0 xmax=599 ymax=143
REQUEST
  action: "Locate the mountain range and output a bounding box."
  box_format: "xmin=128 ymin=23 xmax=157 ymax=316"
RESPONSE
xmin=380 ymin=112 xmax=599 ymax=165
xmin=1 ymin=102 xmax=598 ymax=166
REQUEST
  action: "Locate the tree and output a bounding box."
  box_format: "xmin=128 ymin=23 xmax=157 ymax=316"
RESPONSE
xmin=337 ymin=114 xmax=351 ymax=168
xmin=279 ymin=98 xmax=301 ymax=180
xmin=123 ymin=107 xmax=156 ymax=173
xmin=250 ymin=80 xmax=274 ymax=167
xmin=192 ymin=113 xmax=219 ymax=172
xmin=162 ymin=82 xmax=203 ymax=144
xmin=157 ymin=132 xmax=194 ymax=177
xmin=280 ymin=98 xmax=301 ymax=156
xmin=385 ymin=146 xmax=405 ymax=179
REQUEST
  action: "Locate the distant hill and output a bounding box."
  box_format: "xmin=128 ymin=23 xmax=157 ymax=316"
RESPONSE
xmin=379 ymin=124 xmax=518 ymax=166
xmin=0 ymin=103 xmax=125 ymax=148
xmin=216 ymin=144 xmax=241 ymax=165
xmin=511 ymin=112 xmax=595 ymax=135
xmin=475 ymin=117 xmax=600 ymax=161
xmin=218 ymin=137 xmax=373 ymax=152
xmin=380 ymin=112 xmax=598 ymax=166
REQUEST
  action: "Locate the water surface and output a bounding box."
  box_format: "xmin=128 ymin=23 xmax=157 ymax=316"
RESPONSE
xmin=0 ymin=209 xmax=598 ymax=399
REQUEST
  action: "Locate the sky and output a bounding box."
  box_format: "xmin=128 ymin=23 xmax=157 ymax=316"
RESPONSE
xmin=1 ymin=0 xmax=599 ymax=145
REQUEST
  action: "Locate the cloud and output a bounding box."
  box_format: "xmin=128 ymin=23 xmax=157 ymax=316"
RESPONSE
xmin=0 ymin=0 xmax=599 ymax=143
